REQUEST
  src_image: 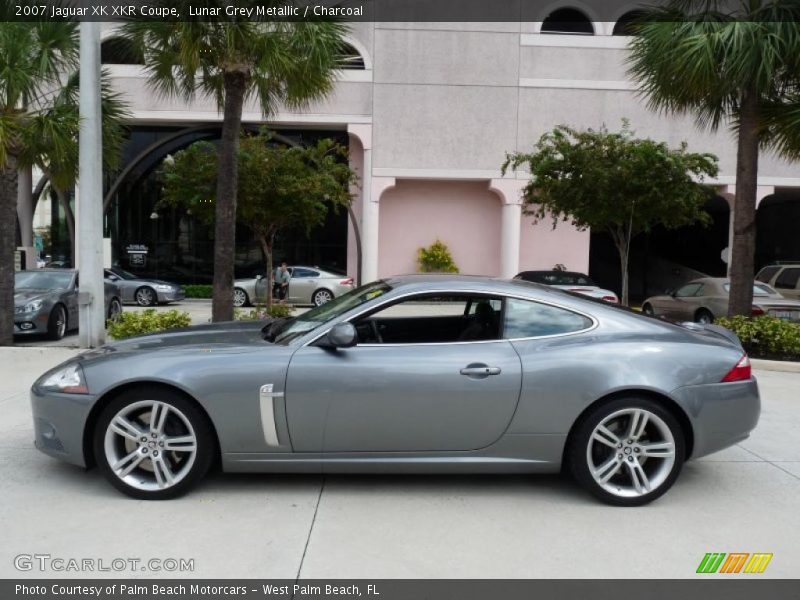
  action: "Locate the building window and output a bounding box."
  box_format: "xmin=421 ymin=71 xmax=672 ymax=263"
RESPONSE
xmin=541 ymin=8 xmax=595 ymax=35
xmin=338 ymin=43 xmax=366 ymax=70
xmin=100 ymin=37 xmax=144 ymax=65
xmin=612 ymin=11 xmax=647 ymax=36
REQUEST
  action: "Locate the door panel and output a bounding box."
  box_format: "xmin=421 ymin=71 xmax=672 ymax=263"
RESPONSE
xmin=285 ymin=341 xmax=523 ymax=452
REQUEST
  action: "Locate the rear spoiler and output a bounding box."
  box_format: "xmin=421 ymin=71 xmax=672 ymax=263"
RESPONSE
xmin=678 ymin=321 xmax=743 ymax=349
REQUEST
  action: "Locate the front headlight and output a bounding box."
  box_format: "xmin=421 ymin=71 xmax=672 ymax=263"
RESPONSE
xmin=38 ymin=363 xmax=89 ymax=394
xmin=154 ymin=284 xmax=174 ymax=292
xmin=20 ymin=299 xmax=43 ymax=313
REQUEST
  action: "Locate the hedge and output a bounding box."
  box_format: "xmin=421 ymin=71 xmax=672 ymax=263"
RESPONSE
xmin=107 ymin=309 xmax=192 ymax=340
xmin=715 ymin=316 xmax=800 ymax=361
xmin=183 ymin=284 xmax=213 ymax=298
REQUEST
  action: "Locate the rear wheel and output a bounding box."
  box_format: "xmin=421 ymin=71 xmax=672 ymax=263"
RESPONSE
xmin=46 ymin=305 xmax=67 ymax=340
xmin=94 ymin=388 xmax=215 ymax=500
xmin=107 ymin=298 xmax=122 ymax=322
xmin=313 ymin=288 xmax=333 ymax=306
xmin=568 ymin=397 xmax=685 ymax=506
xmin=233 ymin=287 xmax=249 ymax=307
xmin=642 ymin=303 xmax=654 ymax=316
xmin=695 ymin=309 xmax=714 ymax=325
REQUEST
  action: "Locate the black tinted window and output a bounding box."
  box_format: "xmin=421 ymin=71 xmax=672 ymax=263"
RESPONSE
xmin=292 ymin=268 xmax=319 ymax=278
xmin=775 ymin=268 xmax=800 ymax=289
xmin=756 ymin=266 xmax=780 ymax=283
xmin=504 ymin=298 xmax=592 ymax=338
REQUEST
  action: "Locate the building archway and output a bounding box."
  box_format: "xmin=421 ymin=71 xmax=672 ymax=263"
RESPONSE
xmin=756 ymin=189 xmax=800 ymax=268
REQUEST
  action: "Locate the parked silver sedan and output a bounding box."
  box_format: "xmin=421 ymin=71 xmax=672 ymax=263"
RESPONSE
xmin=31 ymin=275 xmax=759 ymax=506
xmin=642 ymin=277 xmax=800 ymax=323
xmin=104 ymin=268 xmax=185 ymax=306
xmin=234 ymin=266 xmax=354 ymax=307
xmin=14 ymin=269 xmax=122 ymax=340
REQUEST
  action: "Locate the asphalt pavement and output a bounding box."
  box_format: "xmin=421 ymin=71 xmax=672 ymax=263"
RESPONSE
xmin=0 ymin=346 xmax=798 ymax=579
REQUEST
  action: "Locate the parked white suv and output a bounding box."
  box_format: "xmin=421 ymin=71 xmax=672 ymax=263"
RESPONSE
xmin=756 ymin=264 xmax=800 ymax=300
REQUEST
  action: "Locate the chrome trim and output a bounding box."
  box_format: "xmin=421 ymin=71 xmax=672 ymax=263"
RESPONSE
xmin=301 ymin=288 xmax=599 ymax=348
xmin=258 ymin=384 xmax=281 ymax=447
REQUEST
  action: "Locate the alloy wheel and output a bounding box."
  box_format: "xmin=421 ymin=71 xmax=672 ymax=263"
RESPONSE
xmin=108 ymin=299 xmax=122 ymax=322
xmin=313 ymin=289 xmax=333 ymax=306
xmin=103 ymin=400 xmax=198 ymax=492
xmin=233 ymin=288 xmax=247 ymax=307
xmin=136 ymin=287 xmax=155 ymax=306
xmin=55 ymin=306 xmax=66 ymax=338
xmin=586 ymin=408 xmax=676 ymax=499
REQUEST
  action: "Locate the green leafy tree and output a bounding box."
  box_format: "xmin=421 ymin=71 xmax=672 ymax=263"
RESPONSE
xmin=124 ymin=9 xmax=349 ymax=321
xmin=627 ymin=1 xmax=800 ymax=316
xmin=502 ymin=123 xmax=718 ymax=305
xmin=0 ymin=19 xmax=78 ymax=345
xmin=160 ymin=132 xmax=356 ymax=307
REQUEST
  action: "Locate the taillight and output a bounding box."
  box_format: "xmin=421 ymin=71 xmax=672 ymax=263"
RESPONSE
xmin=602 ymin=295 xmax=618 ymax=303
xmin=721 ymin=354 xmax=752 ymax=382
xmin=751 ymin=306 xmax=765 ymax=316
xmin=340 ymin=278 xmax=354 ymax=286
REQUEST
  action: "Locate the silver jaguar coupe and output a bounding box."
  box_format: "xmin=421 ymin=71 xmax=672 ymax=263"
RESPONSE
xmin=30 ymin=275 xmax=760 ymax=506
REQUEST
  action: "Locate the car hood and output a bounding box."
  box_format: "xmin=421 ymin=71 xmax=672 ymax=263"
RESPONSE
xmin=14 ymin=290 xmax=52 ymax=305
xmin=81 ymin=320 xmax=275 ymax=358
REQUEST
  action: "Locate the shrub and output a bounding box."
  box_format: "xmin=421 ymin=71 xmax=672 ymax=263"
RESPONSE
xmin=234 ymin=303 xmax=295 ymax=321
xmin=715 ymin=316 xmax=800 ymax=360
xmin=417 ymin=239 xmax=459 ymax=273
xmin=107 ymin=309 xmax=192 ymax=340
xmin=184 ymin=284 xmax=212 ymax=298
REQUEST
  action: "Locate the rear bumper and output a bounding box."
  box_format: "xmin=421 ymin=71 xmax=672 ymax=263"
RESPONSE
xmin=671 ymin=378 xmax=760 ymax=459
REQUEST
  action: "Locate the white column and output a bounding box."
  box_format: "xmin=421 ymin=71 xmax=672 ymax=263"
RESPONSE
xmin=77 ymin=22 xmax=106 ymax=348
xmin=490 ymin=178 xmax=527 ymax=278
xmin=500 ymin=202 xmax=522 ymax=278
xmin=16 ymin=165 xmax=35 ymax=269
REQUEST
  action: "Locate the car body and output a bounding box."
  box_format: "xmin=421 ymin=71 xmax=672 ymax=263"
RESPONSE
xmin=15 ymin=269 xmax=123 ymax=340
xmin=514 ymin=270 xmax=618 ymax=303
xmin=756 ymin=263 xmax=800 ymax=300
xmin=104 ymin=267 xmax=185 ymax=306
xmin=31 ymin=275 xmax=759 ymax=505
xmin=642 ymin=277 xmax=800 ymax=323
xmin=234 ymin=266 xmax=354 ymax=307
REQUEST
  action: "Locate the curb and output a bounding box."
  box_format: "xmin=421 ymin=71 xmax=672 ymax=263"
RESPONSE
xmin=751 ymin=358 xmax=800 ymax=373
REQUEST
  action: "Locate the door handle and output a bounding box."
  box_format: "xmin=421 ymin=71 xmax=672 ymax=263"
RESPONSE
xmin=460 ymin=365 xmax=501 ymax=377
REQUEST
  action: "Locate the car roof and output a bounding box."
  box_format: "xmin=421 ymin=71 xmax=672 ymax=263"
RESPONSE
xmin=381 ymin=273 xmax=580 ymax=302
xmin=517 ymin=270 xmax=589 ymax=277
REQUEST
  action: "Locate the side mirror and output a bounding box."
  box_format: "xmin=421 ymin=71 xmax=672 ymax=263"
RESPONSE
xmin=325 ymin=322 xmax=357 ymax=349
xmin=107 ymin=275 xmax=119 ymax=282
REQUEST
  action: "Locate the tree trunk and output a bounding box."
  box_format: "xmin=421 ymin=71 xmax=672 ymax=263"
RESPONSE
xmin=211 ymin=71 xmax=247 ymax=322
xmin=0 ymin=158 xmax=19 ymax=345
xmin=56 ymin=188 xmax=76 ymax=266
xmin=728 ymin=87 xmax=760 ymax=317
xmin=609 ymin=226 xmax=630 ymax=307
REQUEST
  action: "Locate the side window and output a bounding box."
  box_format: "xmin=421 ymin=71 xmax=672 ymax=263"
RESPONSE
xmin=693 ymin=284 xmax=705 ymax=297
xmin=292 ymin=268 xmax=320 ymax=279
xmin=354 ymin=294 xmax=502 ymax=344
xmin=756 ymin=266 xmax=780 ymax=283
xmin=775 ymin=268 xmax=800 ymax=289
xmin=674 ymin=283 xmax=701 ymax=298
xmin=504 ymin=298 xmax=592 ymax=338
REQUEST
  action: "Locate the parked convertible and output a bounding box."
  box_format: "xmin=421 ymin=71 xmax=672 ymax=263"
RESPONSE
xmin=15 ymin=269 xmax=122 ymax=340
xmin=31 ymin=275 xmax=760 ymax=505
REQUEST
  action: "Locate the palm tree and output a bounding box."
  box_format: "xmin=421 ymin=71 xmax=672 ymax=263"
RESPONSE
xmin=24 ymin=72 xmax=130 ymax=266
xmin=0 ymin=21 xmax=78 ymax=345
xmin=123 ymin=10 xmax=349 ymax=321
xmin=627 ymin=1 xmax=800 ymax=316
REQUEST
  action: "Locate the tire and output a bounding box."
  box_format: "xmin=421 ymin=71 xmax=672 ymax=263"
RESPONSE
xmin=695 ymin=309 xmax=714 ymax=325
xmin=567 ymin=397 xmax=686 ymax=506
xmin=135 ymin=286 xmax=157 ymax=307
xmin=642 ymin=303 xmax=655 ymax=316
xmin=312 ymin=288 xmax=333 ymax=306
xmin=107 ymin=298 xmax=122 ymax=322
xmin=46 ymin=304 xmax=67 ymax=340
xmin=233 ymin=287 xmax=249 ymax=308
xmin=93 ymin=387 xmax=216 ymax=500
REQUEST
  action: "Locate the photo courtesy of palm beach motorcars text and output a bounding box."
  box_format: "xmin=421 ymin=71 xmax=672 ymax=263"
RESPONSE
xmin=2 ymin=0 xmax=800 ymax=598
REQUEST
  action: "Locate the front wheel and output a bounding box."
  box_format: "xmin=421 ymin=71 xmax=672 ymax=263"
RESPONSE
xmin=642 ymin=303 xmax=655 ymax=316
xmin=695 ymin=309 xmax=714 ymax=325
xmin=567 ymin=398 xmax=685 ymax=506
xmin=233 ymin=287 xmax=249 ymax=307
xmin=94 ymin=388 xmax=215 ymax=500
xmin=46 ymin=305 xmax=67 ymax=340
xmin=135 ymin=286 xmax=157 ymax=307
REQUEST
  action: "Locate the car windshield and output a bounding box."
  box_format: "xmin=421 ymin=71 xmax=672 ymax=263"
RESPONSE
xmin=110 ymin=268 xmax=138 ymax=280
xmin=271 ymin=281 xmax=392 ymax=345
xmin=520 ymin=272 xmax=595 ymax=286
xmin=15 ymin=271 xmax=73 ymax=290
xmin=722 ymin=282 xmax=776 ymax=296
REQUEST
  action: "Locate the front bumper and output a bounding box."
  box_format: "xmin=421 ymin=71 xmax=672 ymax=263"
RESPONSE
xmin=671 ymin=378 xmax=760 ymax=459
xmin=30 ymin=387 xmax=96 ymax=467
xmin=14 ymin=310 xmax=50 ymax=335
xmin=156 ymin=288 xmax=185 ymax=303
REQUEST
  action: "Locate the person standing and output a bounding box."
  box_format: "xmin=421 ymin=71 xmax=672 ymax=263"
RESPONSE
xmin=274 ymin=262 xmax=291 ymax=303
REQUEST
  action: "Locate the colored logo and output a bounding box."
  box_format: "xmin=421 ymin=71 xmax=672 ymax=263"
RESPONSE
xmin=696 ymin=553 xmax=773 ymax=574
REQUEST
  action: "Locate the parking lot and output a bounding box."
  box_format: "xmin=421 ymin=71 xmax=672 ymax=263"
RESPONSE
xmin=1 ymin=345 xmax=798 ymax=579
